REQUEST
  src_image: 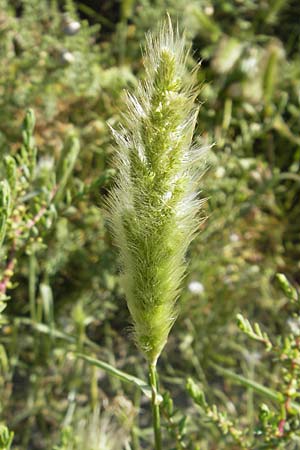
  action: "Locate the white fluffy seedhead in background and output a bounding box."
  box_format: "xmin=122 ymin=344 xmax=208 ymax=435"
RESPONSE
xmin=62 ymin=405 xmax=132 ymax=450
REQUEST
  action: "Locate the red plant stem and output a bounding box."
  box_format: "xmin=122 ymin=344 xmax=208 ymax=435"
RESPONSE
xmin=278 ymin=419 xmax=285 ymax=436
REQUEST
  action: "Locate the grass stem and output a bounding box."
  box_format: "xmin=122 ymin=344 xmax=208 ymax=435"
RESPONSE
xmin=149 ymin=362 xmax=162 ymax=450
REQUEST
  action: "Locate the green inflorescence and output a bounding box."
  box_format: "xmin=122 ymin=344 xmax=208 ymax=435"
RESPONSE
xmin=108 ymin=18 xmax=205 ymax=364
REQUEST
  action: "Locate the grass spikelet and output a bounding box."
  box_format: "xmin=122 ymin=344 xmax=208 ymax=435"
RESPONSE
xmin=108 ymin=17 xmax=205 ymax=365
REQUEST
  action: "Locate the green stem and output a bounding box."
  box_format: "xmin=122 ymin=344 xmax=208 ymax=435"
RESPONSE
xmin=29 ymin=253 xmax=36 ymax=322
xmin=149 ymin=362 xmax=162 ymax=450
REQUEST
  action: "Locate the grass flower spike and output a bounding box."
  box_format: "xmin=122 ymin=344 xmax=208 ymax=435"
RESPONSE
xmin=108 ymin=18 xmax=205 ymax=366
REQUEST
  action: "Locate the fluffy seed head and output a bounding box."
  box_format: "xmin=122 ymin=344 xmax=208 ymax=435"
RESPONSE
xmin=107 ymin=18 xmax=206 ymax=364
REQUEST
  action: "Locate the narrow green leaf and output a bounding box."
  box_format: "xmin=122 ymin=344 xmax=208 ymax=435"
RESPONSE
xmin=77 ymin=353 xmax=162 ymax=402
xmin=55 ymin=136 xmax=80 ymax=203
xmin=211 ymin=363 xmax=300 ymax=414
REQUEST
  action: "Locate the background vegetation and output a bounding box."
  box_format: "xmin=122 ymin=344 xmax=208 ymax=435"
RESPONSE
xmin=0 ymin=0 xmax=300 ymax=448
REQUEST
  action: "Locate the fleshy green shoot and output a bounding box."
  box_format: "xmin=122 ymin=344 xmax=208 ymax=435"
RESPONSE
xmin=108 ymin=18 xmax=205 ymax=365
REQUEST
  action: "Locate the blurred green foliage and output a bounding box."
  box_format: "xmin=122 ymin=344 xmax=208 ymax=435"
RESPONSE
xmin=0 ymin=0 xmax=300 ymax=448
